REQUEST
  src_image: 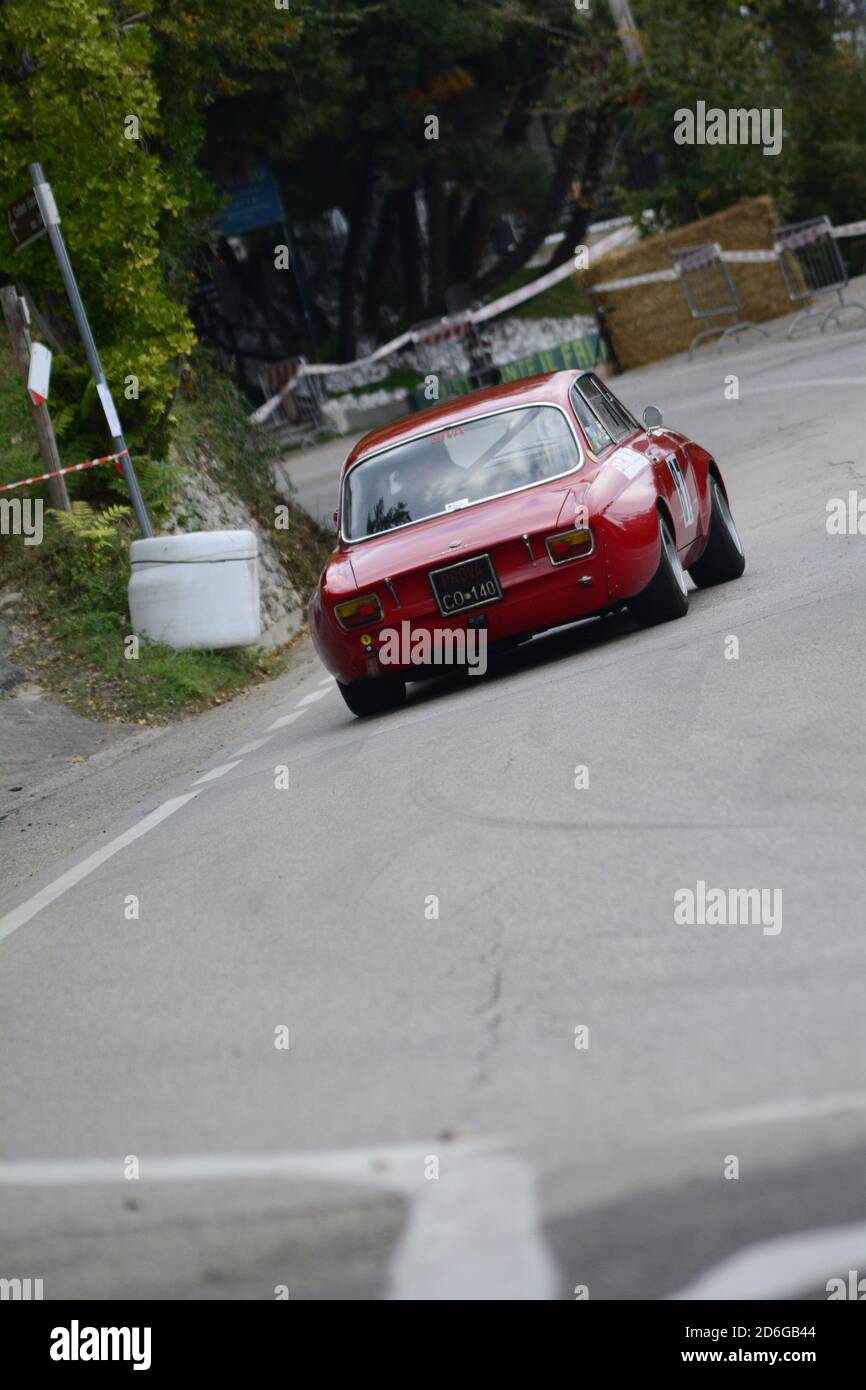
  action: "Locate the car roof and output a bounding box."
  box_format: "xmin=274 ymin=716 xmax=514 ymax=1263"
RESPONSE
xmin=341 ymin=369 xmax=584 ymax=478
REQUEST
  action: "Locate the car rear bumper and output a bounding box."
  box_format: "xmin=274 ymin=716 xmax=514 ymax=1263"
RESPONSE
xmin=311 ymin=543 xmax=615 ymax=684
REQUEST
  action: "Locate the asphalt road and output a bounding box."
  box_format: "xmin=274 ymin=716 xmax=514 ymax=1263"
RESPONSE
xmin=2 ymin=322 xmax=865 ymax=1300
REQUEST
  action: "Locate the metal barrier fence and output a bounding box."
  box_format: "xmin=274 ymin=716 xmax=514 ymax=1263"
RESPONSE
xmin=671 ymin=243 xmax=769 ymax=359
xmin=250 ymin=213 xmax=866 ymax=426
xmin=411 ymin=314 xmax=501 ymax=390
xmin=411 ymin=314 xmax=473 ymax=382
xmin=257 ymin=356 xmax=324 ymax=436
xmin=773 ymin=216 xmax=866 ymax=338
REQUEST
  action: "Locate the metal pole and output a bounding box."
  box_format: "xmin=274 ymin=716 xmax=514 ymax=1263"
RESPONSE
xmin=281 ymin=218 xmax=319 ymax=362
xmin=29 ymin=163 xmax=153 ymax=537
xmin=607 ymin=0 xmax=645 ymax=68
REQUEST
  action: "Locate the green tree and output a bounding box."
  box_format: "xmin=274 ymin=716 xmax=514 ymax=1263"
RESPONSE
xmin=756 ymin=0 xmax=866 ymax=226
xmin=621 ymin=0 xmax=866 ymax=232
xmin=622 ymin=0 xmax=788 ymax=225
xmin=211 ymin=0 xmax=628 ymax=359
xmin=0 ymin=0 xmax=196 ymax=433
xmin=0 ymin=0 xmax=312 ymax=442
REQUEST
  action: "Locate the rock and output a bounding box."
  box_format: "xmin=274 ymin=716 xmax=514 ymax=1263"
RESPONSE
xmin=164 ymin=445 xmax=304 ymax=649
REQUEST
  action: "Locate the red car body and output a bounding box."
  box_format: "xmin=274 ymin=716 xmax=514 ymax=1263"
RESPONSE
xmin=310 ymin=370 xmax=743 ymax=713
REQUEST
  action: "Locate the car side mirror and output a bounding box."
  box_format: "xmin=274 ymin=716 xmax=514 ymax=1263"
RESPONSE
xmin=643 ymin=405 xmax=663 ymax=429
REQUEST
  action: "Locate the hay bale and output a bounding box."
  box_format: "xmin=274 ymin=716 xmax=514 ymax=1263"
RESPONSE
xmin=582 ymin=196 xmax=791 ymax=371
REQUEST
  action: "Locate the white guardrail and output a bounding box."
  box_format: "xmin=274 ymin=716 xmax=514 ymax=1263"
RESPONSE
xmin=249 ymin=223 xmax=637 ymax=425
xmin=250 ymin=218 xmax=866 ymax=425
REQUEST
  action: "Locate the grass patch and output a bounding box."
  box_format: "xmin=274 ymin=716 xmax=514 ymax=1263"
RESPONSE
xmin=485 ymin=266 xmax=594 ymax=320
xmin=13 ymin=601 xmax=287 ymax=724
xmin=327 ymin=365 xmax=424 ymax=399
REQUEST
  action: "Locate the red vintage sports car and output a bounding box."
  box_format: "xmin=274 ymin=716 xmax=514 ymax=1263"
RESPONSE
xmin=310 ymin=370 xmax=745 ymax=716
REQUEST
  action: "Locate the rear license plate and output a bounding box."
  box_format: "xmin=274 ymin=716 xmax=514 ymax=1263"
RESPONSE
xmin=428 ymin=552 xmax=503 ymax=616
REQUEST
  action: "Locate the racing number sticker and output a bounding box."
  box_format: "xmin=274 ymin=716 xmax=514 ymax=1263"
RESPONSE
xmin=666 ymin=452 xmax=695 ymax=527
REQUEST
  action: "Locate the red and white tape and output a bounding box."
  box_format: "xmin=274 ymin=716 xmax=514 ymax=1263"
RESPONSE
xmin=249 ymin=224 xmax=639 ymax=422
xmin=250 ymin=215 xmax=866 ymax=419
xmin=834 ymin=219 xmax=866 ymax=238
xmin=0 ymin=449 xmax=128 ymax=493
xmin=593 ymin=222 xmax=864 ymax=293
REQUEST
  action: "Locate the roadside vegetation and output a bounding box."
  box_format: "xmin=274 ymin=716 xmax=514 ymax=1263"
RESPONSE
xmin=0 ymin=343 xmax=331 ymax=723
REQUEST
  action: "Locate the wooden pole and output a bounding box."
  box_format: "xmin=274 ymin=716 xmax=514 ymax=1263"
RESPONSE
xmin=0 ymin=284 xmax=71 ymax=512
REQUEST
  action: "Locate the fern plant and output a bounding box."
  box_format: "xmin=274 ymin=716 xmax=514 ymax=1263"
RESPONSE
xmin=51 ymin=500 xmax=132 ymax=574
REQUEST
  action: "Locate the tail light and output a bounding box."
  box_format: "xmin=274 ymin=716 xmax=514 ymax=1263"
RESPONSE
xmin=334 ymin=593 xmax=383 ymax=631
xmin=545 ymin=526 xmax=594 ymax=564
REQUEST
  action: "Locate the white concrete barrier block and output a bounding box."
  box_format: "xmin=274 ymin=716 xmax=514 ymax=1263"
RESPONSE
xmin=128 ymin=530 xmax=261 ymax=650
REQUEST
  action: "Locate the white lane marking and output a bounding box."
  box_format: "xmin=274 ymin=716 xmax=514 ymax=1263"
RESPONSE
xmin=191 ymin=760 xmax=242 ymax=786
xmin=747 ymin=377 xmax=866 ymax=391
xmin=228 ymin=737 xmax=273 ymax=757
xmin=669 ymin=1221 xmax=866 ymax=1300
xmin=684 ymin=1092 xmax=866 ymax=1131
xmin=0 ymin=794 xmax=199 ymax=944
xmin=267 ymin=708 xmax=308 ymax=732
xmin=387 ymin=1151 xmax=557 ymax=1300
xmin=298 ymin=686 xmax=331 ymax=706
xmin=0 ymin=1140 xmax=558 ymax=1301
xmin=318 ymin=675 xmax=335 ymax=687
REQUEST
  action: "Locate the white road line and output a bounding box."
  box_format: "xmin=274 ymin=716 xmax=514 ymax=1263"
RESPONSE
xmin=228 ymin=737 xmax=273 ymax=757
xmin=684 ymin=1092 xmax=866 ymax=1131
xmin=0 ymin=1140 xmax=488 ymax=1187
xmin=747 ymin=377 xmax=866 ymax=392
xmin=669 ymin=1221 xmax=866 ymax=1300
xmin=0 ymin=793 xmax=200 ymax=944
xmin=0 ymin=1140 xmax=558 ymax=1300
xmin=191 ymin=760 xmax=242 ymax=786
xmin=318 ymin=675 xmax=335 ymax=687
xmin=298 ymin=686 xmax=332 ymax=706
xmin=267 ymin=708 xmax=308 ymax=731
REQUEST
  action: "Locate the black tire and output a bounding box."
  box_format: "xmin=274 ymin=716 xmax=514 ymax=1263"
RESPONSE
xmin=688 ymin=476 xmax=746 ymax=587
xmin=628 ymin=514 xmax=690 ymax=627
xmin=337 ymin=676 xmax=406 ymax=718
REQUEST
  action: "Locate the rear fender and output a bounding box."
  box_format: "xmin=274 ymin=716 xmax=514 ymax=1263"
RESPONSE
xmin=596 ymin=475 xmax=664 ymax=601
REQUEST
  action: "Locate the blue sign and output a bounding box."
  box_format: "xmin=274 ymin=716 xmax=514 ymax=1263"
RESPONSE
xmin=218 ymin=164 xmax=284 ymax=236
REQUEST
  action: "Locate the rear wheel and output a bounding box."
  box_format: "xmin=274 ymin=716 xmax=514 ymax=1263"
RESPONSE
xmin=688 ymin=476 xmax=746 ymax=586
xmin=337 ymin=676 xmax=406 ymax=718
xmin=628 ymin=515 xmax=689 ymax=627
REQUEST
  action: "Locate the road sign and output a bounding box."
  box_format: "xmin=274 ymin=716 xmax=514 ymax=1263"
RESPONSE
xmin=6 ymin=189 xmax=46 ymax=252
xmin=27 ymin=342 xmax=52 ymax=405
xmin=218 ymin=164 xmax=284 ymax=236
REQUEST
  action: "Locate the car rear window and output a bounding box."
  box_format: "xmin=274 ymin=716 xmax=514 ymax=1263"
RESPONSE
xmin=342 ymin=404 xmax=581 ymax=541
